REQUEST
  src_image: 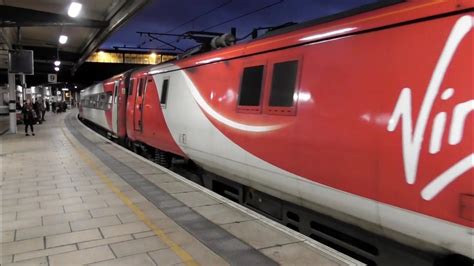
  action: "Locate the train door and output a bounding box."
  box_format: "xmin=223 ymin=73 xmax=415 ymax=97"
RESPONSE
xmin=133 ymin=77 xmax=146 ymax=131
xmin=112 ymin=80 xmax=119 ymax=133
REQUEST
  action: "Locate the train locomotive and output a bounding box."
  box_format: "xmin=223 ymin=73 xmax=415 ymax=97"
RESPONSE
xmin=79 ymin=0 xmax=473 ymax=264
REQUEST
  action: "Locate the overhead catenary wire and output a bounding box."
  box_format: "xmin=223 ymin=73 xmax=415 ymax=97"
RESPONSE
xmin=138 ymin=0 xmax=233 ymax=49
xmin=165 ymin=0 xmax=233 ymax=33
xmin=202 ymin=0 xmax=284 ymax=31
xmin=156 ymin=0 xmax=285 ymax=51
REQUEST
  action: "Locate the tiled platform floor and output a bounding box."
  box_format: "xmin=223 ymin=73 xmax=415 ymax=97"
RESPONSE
xmin=1 ymin=111 xmax=360 ymax=266
xmin=0 ymin=115 xmax=10 ymax=136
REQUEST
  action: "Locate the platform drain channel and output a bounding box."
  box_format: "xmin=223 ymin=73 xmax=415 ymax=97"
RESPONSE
xmin=65 ymin=114 xmax=278 ymax=266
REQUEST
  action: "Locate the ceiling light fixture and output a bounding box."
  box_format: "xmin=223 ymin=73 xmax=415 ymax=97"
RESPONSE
xmin=54 ymin=67 xmax=60 ymax=72
xmin=54 ymin=60 xmax=61 ymax=66
xmin=68 ymin=2 xmax=82 ymax=18
xmin=59 ymin=35 xmax=68 ymax=44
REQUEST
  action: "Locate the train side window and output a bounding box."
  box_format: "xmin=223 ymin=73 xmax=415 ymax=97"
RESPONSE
xmin=99 ymin=93 xmax=107 ymax=109
xmin=238 ymin=65 xmax=264 ymax=112
xmin=95 ymin=94 xmax=101 ymax=109
xmin=269 ymin=60 xmax=298 ymax=107
xmin=160 ymin=79 xmax=169 ymax=106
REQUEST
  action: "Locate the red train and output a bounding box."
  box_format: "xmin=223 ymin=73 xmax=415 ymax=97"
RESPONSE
xmin=80 ymin=0 xmax=473 ymax=263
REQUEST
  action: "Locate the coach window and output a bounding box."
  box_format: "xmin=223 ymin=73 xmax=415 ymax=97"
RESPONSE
xmin=100 ymin=93 xmax=107 ymax=109
xmin=237 ymin=65 xmax=264 ymax=113
xmin=97 ymin=94 xmax=102 ymax=109
xmin=160 ymin=78 xmax=169 ymax=106
xmin=266 ymin=60 xmax=299 ymax=115
xmin=92 ymin=95 xmax=97 ymax=108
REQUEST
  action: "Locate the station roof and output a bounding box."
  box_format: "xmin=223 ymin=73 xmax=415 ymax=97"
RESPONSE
xmin=0 ymin=0 xmax=150 ymax=75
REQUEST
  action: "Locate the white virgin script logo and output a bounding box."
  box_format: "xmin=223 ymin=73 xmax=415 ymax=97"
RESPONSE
xmin=387 ymin=16 xmax=474 ymax=201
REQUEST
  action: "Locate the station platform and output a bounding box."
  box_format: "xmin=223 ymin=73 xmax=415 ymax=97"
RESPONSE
xmin=1 ymin=111 xmax=361 ymax=266
xmin=0 ymin=116 xmax=9 ymax=136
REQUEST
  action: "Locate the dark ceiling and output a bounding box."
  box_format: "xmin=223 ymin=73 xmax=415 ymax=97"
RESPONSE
xmin=0 ymin=0 xmax=151 ymax=89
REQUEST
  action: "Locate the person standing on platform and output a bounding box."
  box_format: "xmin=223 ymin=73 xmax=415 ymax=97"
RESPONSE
xmin=33 ymin=99 xmax=41 ymax=124
xmin=22 ymin=100 xmax=35 ymax=136
xmin=52 ymin=101 xmax=56 ymax=113
xmin=40 ymin=99 xmax=46 ymax=122
xmin=46 ymin=100 xmax=50 ymax=112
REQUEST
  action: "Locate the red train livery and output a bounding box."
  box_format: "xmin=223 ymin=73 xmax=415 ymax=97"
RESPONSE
xmin=80 ymin=0 xmax=473 ymax=261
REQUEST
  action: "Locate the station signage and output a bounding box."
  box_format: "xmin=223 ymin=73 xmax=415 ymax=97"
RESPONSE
xmin=48 ymin=74 xmax=57 ymax=83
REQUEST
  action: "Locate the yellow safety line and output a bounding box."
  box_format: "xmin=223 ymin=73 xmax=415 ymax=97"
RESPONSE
xmin=61 ymin=128 xmax=199 ymax=266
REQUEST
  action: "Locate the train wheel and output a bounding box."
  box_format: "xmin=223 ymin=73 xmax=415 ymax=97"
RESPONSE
xmin=154 ymin=149 xmax=171 ymax=168
xmin=124 ymin=137 xmax=132 ymax=150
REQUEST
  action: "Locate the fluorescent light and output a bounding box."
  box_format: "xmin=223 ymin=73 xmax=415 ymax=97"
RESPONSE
xmin=54 ymin=60 xmax=61 ymax=66
xmin=54 ymin=67 xmax=60 ymax=72
xmin=150 ymin=52 xmax=157 ymax=58
xmin=59 ymin=35 xmax=68 ymax=44
xmin=299 ymin=27 xmax=357 ymax=42
xmin=62 ymin=88 xmax=69 ymax=91
xmin=68 ymin=2 xmax=82 ymax=18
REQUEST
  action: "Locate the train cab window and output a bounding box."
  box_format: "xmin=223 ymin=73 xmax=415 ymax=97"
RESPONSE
xmin=269 ymin=60 xmax=298 ymax=107
xmin=238 ymin=65 xmax=264 ymax=110
xmin=160 ymin=79 xmax=169 ymax=105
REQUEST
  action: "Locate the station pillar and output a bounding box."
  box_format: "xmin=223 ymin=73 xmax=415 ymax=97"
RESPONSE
xmin=8 ymin=73 xmax=17 ymax=134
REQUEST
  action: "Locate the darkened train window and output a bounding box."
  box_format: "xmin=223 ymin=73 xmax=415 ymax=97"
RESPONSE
xmin=269 ymin=60 xmax=298 ymax=107
xmin=160 ymin=79 xmax=169 ymax=105
xmin=99 ymin=93 xmax=107 ymax=109
xmin=238 ymin=65 xmax=264 ymax=106
xmin=95 ymin=94 xmax=101 ymax=109
xmin=128 ymin=79 xmax=134 ymax=95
